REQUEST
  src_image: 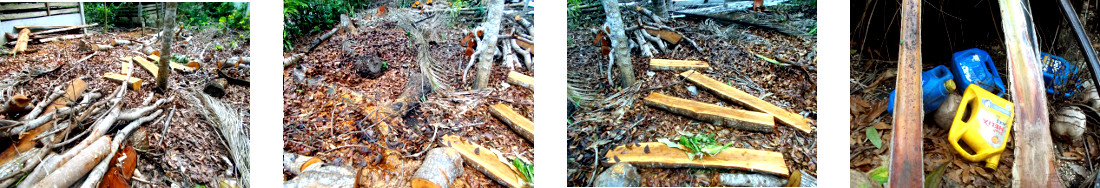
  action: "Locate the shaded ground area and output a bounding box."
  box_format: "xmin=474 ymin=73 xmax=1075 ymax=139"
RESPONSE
xmin=283 ymin=5 xmax=534 ymax=187
xmin=0 ymin=25 xmax=250 ymax=187
xmin=850 ymin=0 xmax=1100 ymax=187
xmin=566 ymin=3 xmax=817 ymax=186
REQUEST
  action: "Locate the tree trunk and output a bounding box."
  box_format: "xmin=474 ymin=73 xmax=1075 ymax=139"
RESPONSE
xmin=653 ymin=0 xmax=670 ymax=19
xmin=411 ymin=148 xmax=464 ymax=188
xmin=474 ymin=0 xmax=505 ymax=89
xmin=602 ymin=0 xmax=637 ymax=87
xmin=157 ymin=3 xmax=177 ymax=92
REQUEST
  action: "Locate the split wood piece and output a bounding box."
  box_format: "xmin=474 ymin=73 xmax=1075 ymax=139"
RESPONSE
xmin=642 ymin=92 xmax=775 ymax=132
xmin=604 ymin=142 xmax=789 ymax=177
xmin=1000 ymin=0 xmax=1060 ymax=186
xmin=643 ymin=28 xmax=681 ymax=44
xmin=488 ymin=104 xmax=534 ymax=142
xmin=0 ymin=78 xmax=86 ymax=167
xmin=102 ymin=73 xmax=142 ymax=90
xmin=411 ymin=147 xmax=464 ymax=188
xmin=515 ymin=37 xmax=533 ymax=54
xmin=441 ymin=135 xmax=527 ymax=188
xmin=29 ymin=23 xmax=96 ymax=36
xmin=147 ymin=54 xmax=196 ymax=72
xmin=10 ymin=29 xmax=29 ymax=54
xmin=132 ymin=57 xmax=160 ymax=78
xmin=889 ymin=0 xmax=924 ymax=186
xmin=679 ymin=70 xmax=812 ymax=133
xmin=119 ymin=60 xmax=133 ymax=75
xmin=0 ymin=94 xmax=31 ymax=115
xmin=97 ymin=145 xmax=137 ymax=188
xmin=505 ymin=71 xmax=534 ymax=90
xmin=650 ymin=59 xmax=709 ymax=71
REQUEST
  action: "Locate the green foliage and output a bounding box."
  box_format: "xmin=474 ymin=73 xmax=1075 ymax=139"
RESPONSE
xmin=510 ymin=158 xmax=534 ymax=184
xmin=925 ymin=161 xmax=949 ymax=188
xmin=178 ymin=2 xmax=250 ymax=31
xmin=868 ymin=166 xmax=888 ymax=185
xmin=657 ymin=133 xmax=734 ymax=160
xmin=82 ymin=3 xmax=124 ymax=30
xmin=567 ymin=0 xmax=602 ymax=30
xmin=284 ymin=0 xmax=371 ymax=51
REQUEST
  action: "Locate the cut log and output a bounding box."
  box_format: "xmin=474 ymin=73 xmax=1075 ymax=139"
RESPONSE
xmin=441 ymin=135 xmax=527 ymax=188
xmin=102 ymin=73 xmax=142 ymax=90
xmin=643 ymin=28 xmax=681 ymax=44
xmin=339 ymin=14 xmax=356 ymax=33
xmin=11 ymin=29 xmax=29 ymax=54
xmin=650 ymin=59 xmax=709 ymax=71
xmin=642 ymin=92 xmax=775 ymax=132
xmin=111 ymin=39 xmax=131 ymax=45
xmin=37 ymin=34 xmax=83 ymax=43
xmin=31 ymin=136 xmax=111 ymax=188
xmin=604 ymin=142 xmax=789 ymax=177
xmin=203 ymin=78 xmax=227 ymax=98
xmin=488 ymin=104 xmax=533 ymax=142
xmin=592 ymin=163 xmax=640 ymax=187
xmin=29 ymin=23 xmax=96 ymax=36
xmin=132 ymin=57 xmax=159 ymax=78
xmin=515 ymin=37 xmax=533 ymax=54
xmin=679 ymin=70 xmax=812 ymax=133
xmin=0 ymin=78 xmax=86 ymax=166
xmin=411 ymin=148 xmax=464 ymax=188
xmin=505 ymin=71 xmax=534 ymax=90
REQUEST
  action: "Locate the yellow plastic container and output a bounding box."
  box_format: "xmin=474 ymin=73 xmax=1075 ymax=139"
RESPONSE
xmin=949 ymin=84 xmax=1015 ymax=169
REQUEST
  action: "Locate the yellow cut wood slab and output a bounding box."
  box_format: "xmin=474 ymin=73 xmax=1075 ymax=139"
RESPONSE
xmin=132 ymin=56 xmax=159 ymax=78
xmin=102 ymin=73 xmax=142 ymax=90
xmin=644 ymin=28 xmax=682 ymax=44
xmin=680 ymin=70 xmax=813 ymax=133
xmin=505 ymin=71 xmax=534 ymax=90
xmin=649 ymin=59 xmax=709 ymax=71
xmin=643 ymin=92 xmax=775 ymax=132
xmin=441 ymin=135 xmax=527 ymax=188
xmin=148 ymin=54 xmax=196 ymax=72
xmin=488 ymin=103 xmax=534 ymax=142
xmin=604 ymin=142 xmax=789 ymax=177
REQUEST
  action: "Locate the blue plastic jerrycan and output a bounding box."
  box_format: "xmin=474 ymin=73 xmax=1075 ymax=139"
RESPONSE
xmin=951 ymin=48 xmax=1006 ymax=97
xmin=1040 ymin=52 xmax=1081 ymax=97
xmin=888 ymin=65 xmax=958 ymax=114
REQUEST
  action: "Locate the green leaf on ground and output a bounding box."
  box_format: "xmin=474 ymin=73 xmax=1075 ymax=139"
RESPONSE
xmin=868 ymin=166 xmax=888 ymax=185
xmin=866 ymin=127 xmax=882 ymax=149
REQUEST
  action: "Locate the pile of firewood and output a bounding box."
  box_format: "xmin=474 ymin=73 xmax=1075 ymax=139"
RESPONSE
xmin=460 ymin=0 xmax=535 ymax=89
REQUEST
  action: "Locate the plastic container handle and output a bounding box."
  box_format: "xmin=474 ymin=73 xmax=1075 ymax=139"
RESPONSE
xmin=948 ymin=86 xmax=999 ymax=164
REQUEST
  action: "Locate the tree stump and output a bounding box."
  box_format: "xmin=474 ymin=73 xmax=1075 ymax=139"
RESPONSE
xmin=411 ymin=148 xmax=464 ymax=188
xmin=353 ymin=54 xmax=384 ymax=79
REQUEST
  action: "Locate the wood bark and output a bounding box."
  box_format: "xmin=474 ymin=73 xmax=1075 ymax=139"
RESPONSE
xmin=156 ymin=2 xmax=177 ymax=92
xmin=653 ymin=0 xmax=670 ymax=19
xmin=604 ymin=142 xmax=789 ymax=177
xmin=643 ymin=92 xmax=775 ymax=132
xmin=488 ymin=104 xmax=533 ymax=142
xmin=30 ymin=136 xmax=111 ymax=188
xmin=602 ymin=0 xmax=637 ymax=87
xmin=505 ymin=71 xmax=533 ymax=90
xmin=679 ymin=70 xmax=812 ymax=132
xmin=411 ymin=148 xmax=464 ymax=188
xmin=0 ymin=94 xmax=31 ymax=116
xmin=0 ymin=79 xmax=85 ymax=171
xmin=79 ymin=110 xmax=162 ymax=188
xmin=11 ymin=29 xmax=29 ymax=54
xmin=473 ymin=0 xmax=505 ymax=89
xmin=999 ymin=0 xmax=1060 ymax=186
xmin=888 ymin=0 xmax=923 ymax=186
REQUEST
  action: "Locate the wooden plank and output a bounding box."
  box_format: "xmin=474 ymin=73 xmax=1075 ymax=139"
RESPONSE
xmin=488 ymin=103 xmax=533 ymax=142
xmin=604 ymin=142 xmax=789 ymax=177
xmin=643 ymin=92 xmax=775 ymax=132
xmin=888 ymin=0 xmax=924 ymax=186
xmin=10 ymin=28 xmax=28 ymax=54
xmin=441 ymin=135 xmax=527 ymax=188
xmin=505 ymin=71 xmax=534 ymax=90
xmin=0 ymin=3 xmax=46 ymax=11
xmin=148 ymin=54 xmax=196 ymax=72
xmin=132 ymin=56 xmax=159 ymax=78
xmin=651 ymin=59 xmax=709 ymax=71
xmin=102 ymin=73 xmax=142 ymax=90
xmin=0 ymin=8 xmax=79 ymax=21
xmin=14 ymin=25 xmax=79 ymax=30
xmin=119 ymin=59 xmax=132 ymax=75
xmin=999 ymin=0 xmax=1061 ymax=186
xmin=643 ymin=28 xmax=682 ymax=44
xmin=679 ymin=70 xmax=811 ymax=133
xmin=0 ymin=78 xmax=86 ymax=165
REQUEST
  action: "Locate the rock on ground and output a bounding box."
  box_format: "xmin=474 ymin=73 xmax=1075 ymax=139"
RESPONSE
xmin=593 ymin=163 xmax=640 ymax=187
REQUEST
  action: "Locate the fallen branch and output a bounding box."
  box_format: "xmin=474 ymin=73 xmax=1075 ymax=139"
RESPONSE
xmin=79 ymin=109 xmax=162 ymax=188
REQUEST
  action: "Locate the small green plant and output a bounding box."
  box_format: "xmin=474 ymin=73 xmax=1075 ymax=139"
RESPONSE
xmin=511 ymin=158 xmax=534 ymax=184
xmin=657 ymin=133 xmax=734 ymax=160
xmin=381 ymin=61 xmax=389 ymax=70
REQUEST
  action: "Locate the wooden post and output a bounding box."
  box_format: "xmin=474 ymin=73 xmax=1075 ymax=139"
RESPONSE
xmin=999 ymin=0 xmax=1062 ymax=186
xmin=888 ymin=0 xmax=923 ymax=186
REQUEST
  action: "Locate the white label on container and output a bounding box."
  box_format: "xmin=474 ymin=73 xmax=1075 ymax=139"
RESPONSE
xmin=977 ymin=110 xmax=1009 ymax=148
